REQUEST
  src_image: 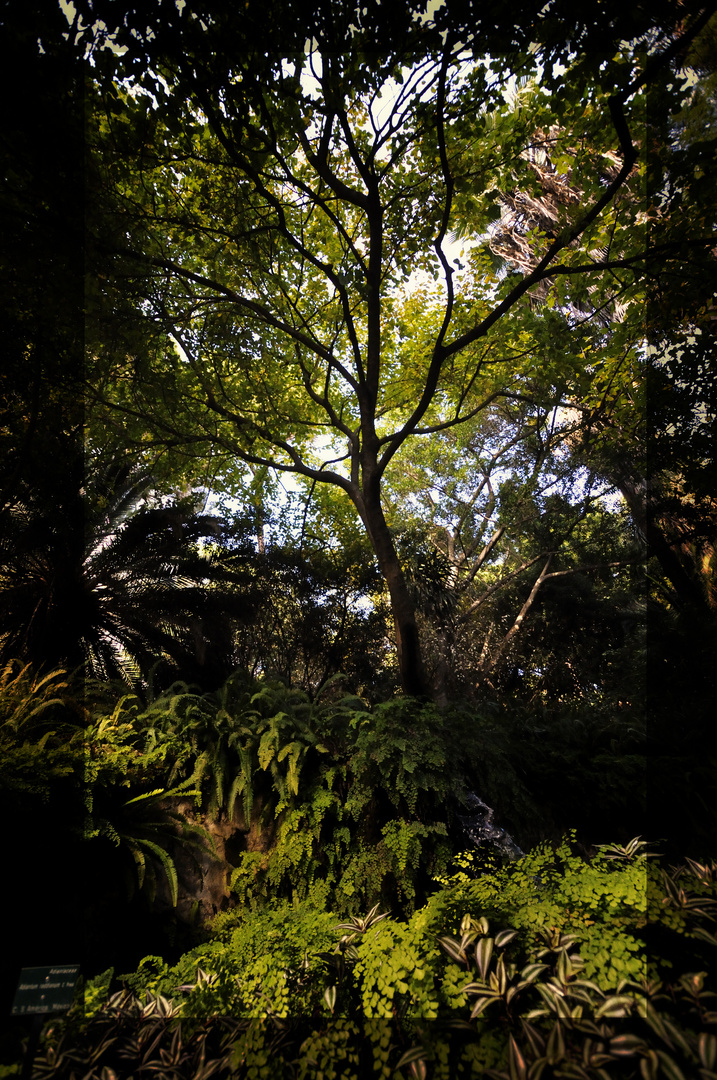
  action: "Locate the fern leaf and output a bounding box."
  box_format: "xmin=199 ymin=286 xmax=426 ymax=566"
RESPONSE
xmin=133 ymin=838 xmax=179 ymax=907
xmin=124 ymin=788 xmax=165 ymax=806
xmin=125 ymin=841 xmax=147 ymax=889
xmin=227 ymin=772 xmax=245 ymax=822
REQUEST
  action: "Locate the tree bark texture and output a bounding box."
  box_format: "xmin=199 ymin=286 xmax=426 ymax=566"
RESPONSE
xmin=353 ymin=483 xmax=428 ymax=698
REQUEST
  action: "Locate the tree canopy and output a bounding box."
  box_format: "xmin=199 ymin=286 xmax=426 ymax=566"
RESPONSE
xmin=75 ymin=0 xmax=717 ymax=696
xmin=2 ymin=5 xmax=717 ymax=1066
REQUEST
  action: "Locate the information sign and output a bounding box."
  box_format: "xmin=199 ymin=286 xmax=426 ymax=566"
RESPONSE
xmin=11 ymin=966 xmax=80 ymax=1016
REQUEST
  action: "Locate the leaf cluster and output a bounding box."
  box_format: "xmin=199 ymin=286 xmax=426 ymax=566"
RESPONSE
xmin=35 ymin=843 xmax=717 ymax=1078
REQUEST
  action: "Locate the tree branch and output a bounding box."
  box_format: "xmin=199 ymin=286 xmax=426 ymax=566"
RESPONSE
xmin=458 ymin=553 xmax=548 ymax=623
xmin=478 ymin=554 xmax=553 ymax=677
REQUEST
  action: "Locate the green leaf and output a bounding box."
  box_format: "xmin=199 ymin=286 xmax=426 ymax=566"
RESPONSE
xmin=655 ymin=1051 xmax=688 ymax=1080
xmin=475 ymin=936 xmax=494 ymax=981
xmin=396 ymin=1046 xmax=428 ymax=1069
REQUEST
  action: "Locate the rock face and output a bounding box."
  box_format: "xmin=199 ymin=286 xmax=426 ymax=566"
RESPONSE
xmin=156 ymin=796 xmax=277 ymax=923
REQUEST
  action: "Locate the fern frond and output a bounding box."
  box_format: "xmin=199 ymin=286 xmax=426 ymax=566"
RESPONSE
xmin=227 ymin=772 xmax=246 ymax=822
xmin=131 ymin=838 xmax=179 ymax=906
xmin=124 ymin=788 xmax=166 ymax=806
xmin=125 ymin=842 xmax=147 ymax=890
xmin=97 ymin=817 xmax=122 ymax=846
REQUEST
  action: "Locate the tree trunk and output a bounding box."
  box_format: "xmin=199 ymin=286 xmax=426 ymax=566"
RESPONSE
xmin=354 ymin=486 xmax=428 ymax=698
xmin=479 ymin=555 xmax=553 ymax=680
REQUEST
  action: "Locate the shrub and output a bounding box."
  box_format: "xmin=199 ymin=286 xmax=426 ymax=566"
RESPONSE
xmin=33 ymin=841 xmax=716 ymax=1078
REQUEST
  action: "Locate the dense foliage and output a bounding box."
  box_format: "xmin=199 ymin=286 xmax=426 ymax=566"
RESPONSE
xmin=0 ymin=634 xmax=710 ymax=1072
xmin=26 ymin=842 xmax=717 ymax=1079
xmin=75 ymin=0 xmax=716 ymax=695
xmin=1 ymin=0 xmax=716 ymax=1074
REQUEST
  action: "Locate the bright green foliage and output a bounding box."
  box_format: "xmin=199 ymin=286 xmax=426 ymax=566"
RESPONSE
xmin=0 ymin=660 xmax=650 ymax=923
xmin=421 ymin=833 xmax=654 ymax=991
xmin=296 ymin=1020 xmax=362 ymax=1080
xmin=134 ymin=676 xmax=334 ymax=823
xmin=120 ymin=900 xmax=338 ymax=1018
xmin=353 ymin=918 xmax=441 ymax=1020
xmin=0 ymin=658 xmax=651 ymax=923
xmin=0 ymin=661 xmax=83 ymax=801
xmin=345 ymin=700 xmax=450 ymax=818
xmin=220 ymin=695 xmax=459 ymax=914
xmin=128 ymin=847 xmax=717 ymax=1022
xmin=0 ymin=665 xmax=469 ymax=919
xmin=82 ymin=689 xmax=218 ymax=906
xmin=127 ymin=681 xmax=461 ymax=914
xmin=77 ymin=0 xmax=703 ymax=698
xmin=80 ymin=968 xmax=115 ymax=1021
xmin=37 ymin=843 xmax=717 ymax=1079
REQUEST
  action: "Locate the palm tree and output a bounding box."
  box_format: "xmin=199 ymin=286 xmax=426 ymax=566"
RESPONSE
xmin=0 ymin=454 xmax=258 ymax=687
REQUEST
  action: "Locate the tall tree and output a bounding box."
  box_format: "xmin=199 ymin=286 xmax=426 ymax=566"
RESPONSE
xmin=81 ymin=0 xmax=710 ymax=695
xmin=382 ymin=398 xmax=642 ymax=700
xmin=464 ymin=12 xmax=717 ymax=615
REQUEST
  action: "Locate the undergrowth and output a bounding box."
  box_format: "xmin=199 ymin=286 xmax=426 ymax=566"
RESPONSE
xmin=26 ymin=840 xmax=717 ymax=1079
